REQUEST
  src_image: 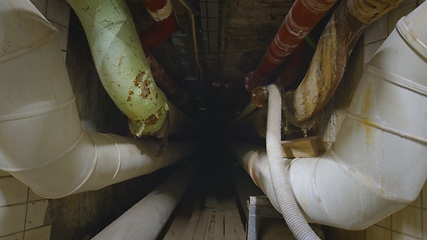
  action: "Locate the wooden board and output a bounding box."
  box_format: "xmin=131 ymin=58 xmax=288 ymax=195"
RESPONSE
xmin=281 ymin=136 xmax=325 ymax=158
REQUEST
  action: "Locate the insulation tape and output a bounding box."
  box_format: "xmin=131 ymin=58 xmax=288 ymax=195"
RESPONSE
xmin=147 ymin=0 xmax=173 ymax=22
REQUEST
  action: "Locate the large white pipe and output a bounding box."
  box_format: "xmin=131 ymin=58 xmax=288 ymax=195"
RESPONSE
xmin=93 ymin=165 xmax=196 ymax=240
xmin=0 ymin=0 xmax=196 ymax=198
xmin=232 ymin=2 xmax=427 ymax=230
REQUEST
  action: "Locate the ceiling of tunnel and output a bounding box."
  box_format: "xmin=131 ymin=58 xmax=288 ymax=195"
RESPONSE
xmin=123 ymin=0 xmax=299 ymax=130
xmin=69 ymin=0 xmax=342 ymax=135
xmin=68 ymin=0 xmax=334 ymax=135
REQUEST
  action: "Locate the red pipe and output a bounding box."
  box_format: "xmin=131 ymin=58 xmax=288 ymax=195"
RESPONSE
xmin=277 ymin=40 xmax=308 ymax=87
xmin=244 ymin=0 xmax=337 ymax=92
xmin=139 ymin=0 xmax=176 ymax=51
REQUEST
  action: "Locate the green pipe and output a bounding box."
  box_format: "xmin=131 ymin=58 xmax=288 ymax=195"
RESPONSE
xmin=230 ymin=101 xmax=257 ymax=126
xmin=68 ymin=0 xmax=168 ymax=137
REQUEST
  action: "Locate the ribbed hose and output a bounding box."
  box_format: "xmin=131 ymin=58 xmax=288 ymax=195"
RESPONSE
xmin=266 ymin=84 xmax=320 ymax=240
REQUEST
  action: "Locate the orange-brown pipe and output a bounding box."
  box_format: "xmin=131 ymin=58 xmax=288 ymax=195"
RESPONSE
xmin=145 ymin=53 xmax=189 ymax=106
xmin=244 ymin=0 xmax=337 ymax=92
xmin=139 ymin=0 xmax=176 ymax=51
xmin=277 ymin=40 xmax=308 ymax=87
xmin=285 ymin=0 xmax=403 ymax=124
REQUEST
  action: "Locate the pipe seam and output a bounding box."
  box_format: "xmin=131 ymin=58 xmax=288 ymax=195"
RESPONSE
xmin=291 ymin=157 xmax=340 ymax=227
xmin=0 ymin=96 xmax=76 ymax=121
xmin=1 ymin=129 xmax=84 ymax=172
xmin=90 ymin=133 xmax=122 ymax=190
xmin=34 ymin=132 xmax=99 ymax=198
xmin=366 ymin=64 xmax=427 ymax=97
xmin=397 ymin=17 xmax=427 ymax=60
xmin=0 ymin=31 xmax=56 ymax=63
xmin=345 ymin=112 xmax=427 ymax=144
xmin=329 ymin=146 xmax=414 ymax=204
xmin=309 ymin=157 xmax=333 ymax=224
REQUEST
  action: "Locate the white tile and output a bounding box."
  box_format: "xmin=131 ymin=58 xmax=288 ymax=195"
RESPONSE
xmin=0 ymin=178 xmax=28 ymax=207
xmin=423 ymin=210 xmax=427 ymax=240
xmin=376 ymin=215 xmax=391 ymax=229
xmin=410 ymin=193 xmax=421 ymax=208
xmin=0 ymin=232 xmax=23 ymax=240
xmin=391 ymin=232 xmax=420 ymax=240
xmin=25 ymin=200 xmax=48 ymax=230
xmin=51 ymin=22 xmax=69 ymax=51
xmin=0 ymin=204 xmax=27 ymax=236
xmin=364 ymin=15 xmax=388 ymax=45
xmin=30 ymin=0 xmax=47 ymax=16
xmin=392 ymin=206 xmax=422 ymax=238
xmin=27 ymin=190 xmax=44 ymax=202
xmin=46 ymin=0 xmax=70 ymax=28
xmin=364 ymin=41 xmax=384 ymax=66
xmin=0 ymin=171 xmax=10 ymax=177
xmin=366 ymin=225 xmax=391 ymax=240
xmin=422 ymin=181 xmax=427 ymax=209
xmin=24 ymin=226 xmax=51 ymax=240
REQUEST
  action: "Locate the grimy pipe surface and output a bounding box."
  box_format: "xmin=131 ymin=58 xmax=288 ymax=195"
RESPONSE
xmin=286 ymin=0 xmax=403 ymax=124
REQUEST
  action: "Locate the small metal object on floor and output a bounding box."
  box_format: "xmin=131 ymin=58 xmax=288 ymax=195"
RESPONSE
xmin=246 ymin=195 xmax=284 ymax=240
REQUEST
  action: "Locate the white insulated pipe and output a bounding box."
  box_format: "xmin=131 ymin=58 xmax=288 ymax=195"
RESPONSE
xmin=232 ymin=2 xmax=427 ymax=230
xmin=93 ymin=165 xmax=196 ymax=240
xmin=0 ymin=0 xmax=196 ymax=198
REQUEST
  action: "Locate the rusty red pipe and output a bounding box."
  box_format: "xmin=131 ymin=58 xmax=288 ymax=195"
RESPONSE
xmin=139 ymin=0 xmax=176 ymax=51
xmin=139 ymin=0 xmax=189 ymax=106
xmin=146 ymin=52 xmax=177 ymax=93
xmin=277 ymin=40 xmax=308 ymax=87
xmin=146 ymin=50 xmax=190 ymax=106
xmin=244 ymin=0 xmax=337 ymax=92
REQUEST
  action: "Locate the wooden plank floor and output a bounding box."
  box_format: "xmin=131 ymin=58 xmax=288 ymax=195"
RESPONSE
xmin=159 ymin=154 xmax=246 ymax=240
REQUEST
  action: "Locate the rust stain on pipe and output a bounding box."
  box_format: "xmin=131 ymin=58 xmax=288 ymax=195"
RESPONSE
xmin=363 ymin=84 xmax=372 ymax=145
xmin=144 ymin=107 xmax=167 ymax=127
xmin=133 ymin=71 xmax=152 ymax=99
xmin=286 ymin=0 xmax=403 ymax=124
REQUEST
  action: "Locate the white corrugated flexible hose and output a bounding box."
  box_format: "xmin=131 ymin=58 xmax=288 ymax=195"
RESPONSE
xmin=265 ymin=84 xmax=320 ymax=240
